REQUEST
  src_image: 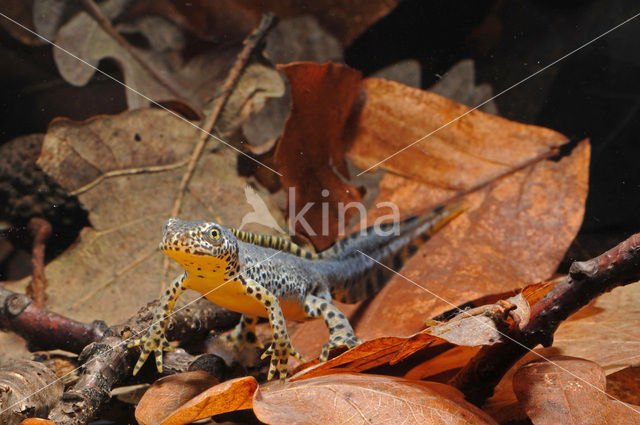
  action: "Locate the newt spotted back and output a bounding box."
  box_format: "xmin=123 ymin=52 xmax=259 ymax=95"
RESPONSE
xmin=129 ymin=202 xmax=465 ymax=380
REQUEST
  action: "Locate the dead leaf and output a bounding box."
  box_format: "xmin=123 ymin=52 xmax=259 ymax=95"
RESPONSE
xmin=292 ymin=297 xmax=519 ymax=382
xmin=134 ymin=371 xmax=218 ymax=425
xmin=275 ymin=62 xmax=363 ymax=249
xmin=539 ymin=282 xmax=640 ymax=375
xmin=0 ymin=1 xmax=41 ymax=45
xmin=217 ymin=62 xmax=285 ymax=137
xmin=291 ymin=335 xmax=440 ymax=381
xmin=19 ymin=419 xmax=58 ymax=425
xmin=372 ymin=59 xmax=422 ymax=88
xmin=425 ymin=303 xmax=513 ymax=347
xmin=254 ymin=373 xmax=498 ymax=425
xmin=264 ymin=16 xmax=344 ymax=64
xmin=292 ymin=335 xmax=470 ymax=384
xmin=124 ymin=0 xmax=400 ymax=47
xmin=49 ymin=0 xmax=284 ymax=117
xmin=429 ymin=59 xmax=499 ymax=115
xmin=52 ymin=0 xmax=187 ymax=110
xmin=480 ymin=277 xmax=640 ymax=423
xmin=513 ymin=356 xmax=640 ymax=425
xmin=284 ymin=65 xmax=587 ymax=355
xmin=352 ymin=140 xmax=589 ymax=341
xmin=607 ymin=366 xmax=640 ymax=406
xmin=136 ymin=375 xmax=257 ymax=425
xmin=346 ymin=78 xmax=566 ymax=188
xmin=8 ymin=109 xmax=285 ymax=324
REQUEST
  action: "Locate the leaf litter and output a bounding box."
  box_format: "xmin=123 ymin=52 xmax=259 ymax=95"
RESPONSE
xmin=139 ymin=60 xmax=593 ymax=419
xmin=1 ymin=4 xmax=637 ymax=423
xmin=287 ymin=63 xmax=589 ymax=361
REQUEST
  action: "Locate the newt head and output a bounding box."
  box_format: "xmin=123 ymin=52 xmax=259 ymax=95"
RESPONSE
xmin=160 ymin=218 xmax=240 ymax=279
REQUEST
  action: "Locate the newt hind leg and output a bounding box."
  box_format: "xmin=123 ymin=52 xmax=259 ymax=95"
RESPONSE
xmin=221 ymin=314 xmax=264 ymax=350
xmin=304 ymin=294 xmax=362 ymax=361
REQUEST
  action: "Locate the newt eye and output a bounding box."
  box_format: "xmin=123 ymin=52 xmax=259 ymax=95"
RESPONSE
xmin=207 ymin=226 xmax=221 ymax=242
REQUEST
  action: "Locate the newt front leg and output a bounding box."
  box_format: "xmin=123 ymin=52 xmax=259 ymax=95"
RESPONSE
xmin=241 ymin=277 xmax=304 ymax=381
xmin=129 ymin=272 xmax=187 ymax=375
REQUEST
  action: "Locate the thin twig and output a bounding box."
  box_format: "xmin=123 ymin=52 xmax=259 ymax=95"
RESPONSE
xmin=26 ymin=218 xmax=52 ymax=308
xmin=80 ymin=0 xmax=193 ymax=109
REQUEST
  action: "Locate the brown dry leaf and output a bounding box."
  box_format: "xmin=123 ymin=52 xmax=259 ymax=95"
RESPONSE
xmin=6 ymin=109 xmax=285 ymax=324
xmin=134 ymin=371 xmax=218 ymax=425
xmin=291 ymin=335 xmax=440 ymax=381
xmin=135 ymin=374 xmax=257 ymax=425
xmin=254 ymin=373 xmax=498 ymax=425
xmin=50 ymin=0 xmax=283 ymax=115
xmin=425 ymin=304 xmax=511 ymax=347
xmin=19 ymin=420 xmax=58 ymax=425
xmin=513 ymin=356 xmax=640 ymax=425
xmin=0 ymin=1 xmax=42 ymax=45
xmin=538 ymin=282 xmax=640 ymax=375
xmin=217 ymin=62 xmax=285 ymax=137
xmin=125 ymin=0 xmax=400 ymax=47
xmin=275 ymin=62 xmax=363 ymax=250
xmin=352 ymin=139 xmax=589 ymax=341
xmin=607 ymin=366 xmax=640 ymax=406
xmin=346 ymin=78 xmax=567 ymax=189
xmin=429 ymin=59 xmax=499 ymax=115
xmin=286 ymin=65 xmax=587 ymax=356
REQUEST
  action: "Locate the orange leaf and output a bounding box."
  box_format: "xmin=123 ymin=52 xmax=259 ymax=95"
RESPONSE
xmin=293 ymin=328 xmax=485 ymax=382
xmin=353 ymin=139 xmax=590 ymax=341
xmin=513 ymin=356 xmax=640 ymax=425
xmin=275 ymin=62 xmax=363 ymax=250
xmin=347 ymin=78 xmax=567 ymax=189
xmin=19 ymin=420 xmax=58 ymax=425
xmin=135 ymin=373 xmax=257 ymax=425
xmin=254 ymin=373 xmax=498 ymax=425
xmin=291 ymin=336 xmax=438 ymax=381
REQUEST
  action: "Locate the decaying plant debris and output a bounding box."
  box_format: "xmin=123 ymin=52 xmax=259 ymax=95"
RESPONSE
xmin=1 ymin=1 xmax=640 ymax=425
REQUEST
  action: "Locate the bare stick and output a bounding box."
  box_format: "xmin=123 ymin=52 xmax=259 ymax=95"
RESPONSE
xmin=0 ymin=285 xmax=106 ymax=353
